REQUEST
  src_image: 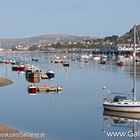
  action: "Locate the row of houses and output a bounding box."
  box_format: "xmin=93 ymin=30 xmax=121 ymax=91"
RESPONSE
xmin=117 ymin=43 xmax=140 ymax=51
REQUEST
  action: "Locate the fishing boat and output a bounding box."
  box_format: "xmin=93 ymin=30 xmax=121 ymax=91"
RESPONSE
xmin=25 ymin=64 xmax=41 ymax=78
xmin=103 ymin=25 xmax=140 ymax=112
xmin=26 ymin=71 xmax=41 ymax=78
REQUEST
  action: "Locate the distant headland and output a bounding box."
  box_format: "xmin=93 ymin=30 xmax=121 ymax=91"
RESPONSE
xmin=0 ymin=25 xmax=140 ymax=51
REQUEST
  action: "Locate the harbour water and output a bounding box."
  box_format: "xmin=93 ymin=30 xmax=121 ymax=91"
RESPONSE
xmin=0 ymin=53 xmax=140 ymax=140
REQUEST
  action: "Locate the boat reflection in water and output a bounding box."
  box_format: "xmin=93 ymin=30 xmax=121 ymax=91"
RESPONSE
xmin=27 ymin=84 xmax=63 ymax=95
xmin=102 ymin=109 xmax=140 ymax=140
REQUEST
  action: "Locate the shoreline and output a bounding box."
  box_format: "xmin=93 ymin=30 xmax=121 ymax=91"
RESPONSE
xmin=0 ymin=124 xmax=34 ymax=140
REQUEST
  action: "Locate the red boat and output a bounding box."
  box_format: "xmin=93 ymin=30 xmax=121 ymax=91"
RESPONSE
xmin=12 ymin=64 xmax=25 ymax=71
xmin=18 ymin=64 xmax=25 ymax=71
xmin=27 ymin=84 xmax=39 ymax=94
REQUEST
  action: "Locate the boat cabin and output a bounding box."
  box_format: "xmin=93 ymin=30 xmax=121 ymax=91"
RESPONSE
xmin=113 ymin=96 xmax=126 ymax=102
xmin=46 ymin=70 xmax=55 ymax=79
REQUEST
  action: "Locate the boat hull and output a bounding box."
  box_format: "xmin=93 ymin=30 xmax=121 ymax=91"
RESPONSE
xmin=26 ymin=72 xmax=41 ymax=78
xmin=12 ymin=65 xmax=18 ymax=71
xmin=46 ymin=71 xmax=55 ymax=79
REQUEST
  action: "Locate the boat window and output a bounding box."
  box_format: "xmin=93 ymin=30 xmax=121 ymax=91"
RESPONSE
xmin=124 ymin=103 xmax=128 ymax=104
xmin=113 ymin=96 xmax=126 ymax=102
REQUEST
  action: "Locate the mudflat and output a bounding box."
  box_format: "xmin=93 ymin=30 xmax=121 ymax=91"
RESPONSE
xmin=0 ymin=77 xmax=13 ymax=87
xmin=0 ymin=124 xmax=35 ymax=140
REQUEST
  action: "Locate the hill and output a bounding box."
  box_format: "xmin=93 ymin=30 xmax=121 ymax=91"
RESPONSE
xmin=120 ymin=25 xmax=140 ymax=43
xmin=0 ymin=34 xmax=93 ymax=48
xmin=0 ymin=25 xmax=140 ymax=48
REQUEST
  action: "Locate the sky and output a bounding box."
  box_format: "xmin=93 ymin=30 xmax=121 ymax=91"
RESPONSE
xmin=0 ymin=0 xmax=140 ymax=38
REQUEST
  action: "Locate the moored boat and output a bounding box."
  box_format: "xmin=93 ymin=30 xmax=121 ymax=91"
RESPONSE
xmin=41 ymin=73 xmax=49 ymax=79
xmin=93 ymin=55 xmax=101 ymax=61
xmin=26 ymin=71 xmax=41 ymax=78
xmin=12 ymin=65 xmax=19 ymax=71
xmin=25 ymin=64 xmax=41 ymax=78
xmin=63 ymin=62 xmax=69 ymax=67
xmin=46 ymin=70 xmax=55 ymax=79
xmin=18 ymin=64 xmax=25 ymax=71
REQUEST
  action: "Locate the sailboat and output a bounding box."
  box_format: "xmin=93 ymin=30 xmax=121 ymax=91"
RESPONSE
xmin=103 ymin=25 xmax=140 ymax=112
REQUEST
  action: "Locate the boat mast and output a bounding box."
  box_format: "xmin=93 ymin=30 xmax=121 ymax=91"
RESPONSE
xmin=133 ymin=25 xmax=136 ymax=101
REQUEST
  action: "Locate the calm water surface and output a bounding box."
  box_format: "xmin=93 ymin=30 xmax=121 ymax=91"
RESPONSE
xmin=0 ymin=54 xmax=140 ymax=140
